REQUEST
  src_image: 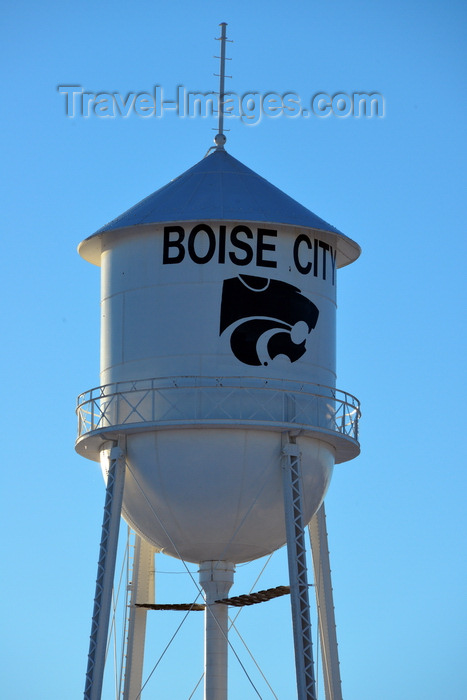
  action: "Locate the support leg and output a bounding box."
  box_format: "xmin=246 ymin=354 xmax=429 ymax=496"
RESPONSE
xmin=281 ymin=435 xmax=317 ymax=700
xmin=123 ymin=535 xmax=156 ymax=700
xmin=84 ymin=440 xmax=126 ymax=700
xmin=199 ymin=561 xmax=235 ymax=700
xmin=308 ymin=503 xmax=343 ymax=700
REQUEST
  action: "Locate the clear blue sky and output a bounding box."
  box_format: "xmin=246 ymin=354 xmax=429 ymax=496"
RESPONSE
xmin=2 ymin=1 xmax=466 ymax=698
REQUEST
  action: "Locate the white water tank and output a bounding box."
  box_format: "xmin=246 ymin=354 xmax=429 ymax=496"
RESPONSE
xmin=76 ymin=148 xmax=360 ymax=564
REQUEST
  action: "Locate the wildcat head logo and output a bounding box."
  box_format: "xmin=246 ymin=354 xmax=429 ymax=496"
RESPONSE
xmin=220 ymin=275 xmax=319 ymax=366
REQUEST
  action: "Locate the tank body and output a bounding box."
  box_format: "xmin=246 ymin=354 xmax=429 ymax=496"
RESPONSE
xmin=97 ymin=219 xmax=340 ymax=563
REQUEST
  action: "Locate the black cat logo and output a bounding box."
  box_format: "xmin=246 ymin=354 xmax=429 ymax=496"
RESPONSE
xmin=220 ymin=275 xmax=319 ymax=366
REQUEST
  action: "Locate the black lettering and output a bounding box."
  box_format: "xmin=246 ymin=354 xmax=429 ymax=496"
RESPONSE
xmin=229 ymin=225 xmax=254 ymax=266
xmin=330 ymin=245 xmax=337 ymax=285
xmin=293 ymin=234 xmax=312 ymax=274
xmin=313 ymin=239 xmax=318 ymax=277
xmin=319 ymin=240 xmax=330 ymax=280
xmin=218 ymin=225 xmax=226 ymax=264
xmin=257 ymin=228 xmax=277 ymax=268
xmin=188 ymin=224 xmax=216 ymax=264
xmin=163 ymin=225 xmax=185 ymax=264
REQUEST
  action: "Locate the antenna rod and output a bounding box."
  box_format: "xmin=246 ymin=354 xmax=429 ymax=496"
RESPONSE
xmin=213 ymin=22 xmax=229 ymax=150
xmin=218 ymin=22 xmax=227 ymax=139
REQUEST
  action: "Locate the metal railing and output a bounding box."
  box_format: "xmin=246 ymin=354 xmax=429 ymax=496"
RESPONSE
xmin=77 ymin=376 xmax=360 ymax=443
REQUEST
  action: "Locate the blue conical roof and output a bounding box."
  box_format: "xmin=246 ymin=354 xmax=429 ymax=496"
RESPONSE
xmin=79 ymin=148 xmax=360 ymax=266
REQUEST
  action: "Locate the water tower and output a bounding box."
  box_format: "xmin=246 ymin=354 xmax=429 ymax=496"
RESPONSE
xmin=76 ymin=23 xmax=360 ymax=700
